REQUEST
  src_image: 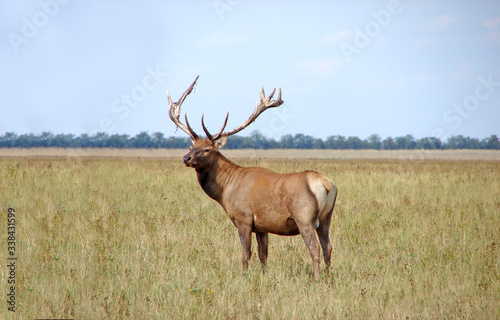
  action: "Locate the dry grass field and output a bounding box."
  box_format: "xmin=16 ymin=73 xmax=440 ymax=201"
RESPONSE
xmin=2 ymin=147 xmax=500 ymax=161
xmin=1 ymin=150 xmax=499 ymax=319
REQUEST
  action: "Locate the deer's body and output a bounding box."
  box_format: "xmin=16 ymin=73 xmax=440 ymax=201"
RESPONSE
xmin=194 ymin=148 xmax=336 ymax=236
xmin=168 ymin=77 xmax=337 ymax=279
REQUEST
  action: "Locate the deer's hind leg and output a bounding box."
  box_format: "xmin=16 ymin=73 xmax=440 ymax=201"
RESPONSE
xmin=295 ymin=220 xmax=321 ymax=280
xmin=256 ymin=232 xmax=268 ymax=272
xmin=316 ymin=223 xmax=333 ymax=268
xmin=316 ymin=181 xmax=337 ymax=268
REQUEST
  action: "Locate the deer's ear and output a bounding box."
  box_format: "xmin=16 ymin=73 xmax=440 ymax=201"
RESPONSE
xmin=213 ymin=136 xmax=228 ymax=150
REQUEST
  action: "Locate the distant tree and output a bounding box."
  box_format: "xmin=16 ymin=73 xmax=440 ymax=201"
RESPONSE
xmin=445 ymin=135 xmax=483 ymax=149
xmin=226 ymin=135 xmax=255 ymax=149
xmin=313 ymin=138 xmax=325 ymax=149
xmin=0 ymin=132 xmax=17 ymax=148
xmin=53 ymin=133 xmax=75 ymax=148
xmin=152 ymin=132 xmax=166 ymax=148
xmin=75 ymin=133 xmax=91 ymax=148
xmin=367 ymin=134 xmax=382 ymax=150
xmin=16 ymin=133 xmax=35 ymax=148
xmin=483 ymin=134 xmax=500 ymax=150
xmin=417 ymin=137 xmax=442 ymax=150
xmin=382 ymin=136 xmax=396 ymax=150
xmin=395 ymin=134 xmax=416 ymax=149
xmin=90 ymin=132 xmax=109 ymax=148
xmin=293 ymin=134 xmax=314 ymax=149
xmin=337 ymin=135 xmax=347 ymax=149
xmin=250 ymin=131 xmax=269 ymax=149
xmin=280 ymin=134 xmax=294 ymax=149
xmin=165 ymin=136 xmax=190 ymax=148
xmin=225 ymin=136 xmax=243 ymax=149
xmin=108 ymin=134 xmax=130 ymax=148
xmin=468 ymin=137 xmax=481 ymax=149
xmin=345 ymin=136 xmax=365 ymax=149
xmin=429 ymin=137 xmax=442 ymax=150
xmin=267 ymin=137 xmax=280 ymax=149
xmin=36 ymin=131 xmax=54 ymax=147
xmin=446 ymin=135 xmax=465 ymax=149
xmin=324 ymin=136 xmax=335 ymax=149
xmin=325 ymin=135 xmax=346 ymax=149
xmin=131 ymin=132 xmax=153 ymax=148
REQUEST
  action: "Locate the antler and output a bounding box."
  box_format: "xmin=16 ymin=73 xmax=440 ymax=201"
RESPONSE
xmin=202 ymin=111 xmax=229 ymax=141
xmin=202 ymin=86 xmax=284 ymax=141
xmin=167 ymin=76 xmax=200 ymax=140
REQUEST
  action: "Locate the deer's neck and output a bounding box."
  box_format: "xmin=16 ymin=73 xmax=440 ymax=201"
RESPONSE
xmin=195 ymin=152 xmax=240 ymax=203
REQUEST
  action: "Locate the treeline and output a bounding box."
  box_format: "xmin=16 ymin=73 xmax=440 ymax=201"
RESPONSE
xmin=1 ymin=131 xmax=499 ymax=150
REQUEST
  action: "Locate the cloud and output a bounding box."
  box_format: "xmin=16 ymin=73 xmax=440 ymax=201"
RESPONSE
xmin=318 ymin=30 xmax=355 ymax=44
xmin=293 ymin=58 xmax=341 ymax=77
xmin=196 ymin=32 xmax=248 ymax=47
xmin=427 ymin=14 xmax=459 ymax=31
xmin=482 ymin=17 xmax=500 ymax=29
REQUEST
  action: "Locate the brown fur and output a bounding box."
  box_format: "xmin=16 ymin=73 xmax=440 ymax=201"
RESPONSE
xmin=183 ymin=138 xmax=337 ymax=279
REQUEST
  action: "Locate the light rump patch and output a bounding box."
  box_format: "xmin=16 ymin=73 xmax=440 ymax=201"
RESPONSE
xmin=167 ymin=77 xmax=337 ymax=279
xmin=308 ymin=173 xmax=330 ymax=211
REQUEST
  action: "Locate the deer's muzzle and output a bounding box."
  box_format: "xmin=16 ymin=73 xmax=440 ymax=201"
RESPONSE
xmin=183 ymin=155 xmax=192 ymax=164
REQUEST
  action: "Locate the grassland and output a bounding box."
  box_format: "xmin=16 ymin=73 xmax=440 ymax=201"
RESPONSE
xmin=1 ymin=152 xmax=499 ymax=319
xmin=2 ymin=147 xmax=500 ymax=161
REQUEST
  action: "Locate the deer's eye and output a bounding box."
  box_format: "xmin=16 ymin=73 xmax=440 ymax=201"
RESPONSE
xmin=203 ymin=148 xmax=210 ymax=153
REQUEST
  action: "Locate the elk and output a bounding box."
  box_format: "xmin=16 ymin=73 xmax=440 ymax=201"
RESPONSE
xmin=167 ymin=76 xmax=337 ymax=279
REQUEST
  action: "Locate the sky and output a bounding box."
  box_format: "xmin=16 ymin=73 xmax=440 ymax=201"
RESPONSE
xmin=1 ymin=0 xmax=499 ymax=140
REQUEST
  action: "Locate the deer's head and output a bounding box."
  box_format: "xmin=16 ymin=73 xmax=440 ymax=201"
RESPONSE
xmin=182 ymin=137 xmax=225 ymax=168
xmin=167 ymin=76 xmax=283 ymax=169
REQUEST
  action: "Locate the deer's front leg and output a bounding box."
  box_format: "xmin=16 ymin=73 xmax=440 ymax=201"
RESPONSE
xmin=237 ymin=225 xmax=252 ymax=274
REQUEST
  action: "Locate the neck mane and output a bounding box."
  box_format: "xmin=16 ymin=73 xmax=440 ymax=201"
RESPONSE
xmin=195 ymin=151 xmax=241 ymax=203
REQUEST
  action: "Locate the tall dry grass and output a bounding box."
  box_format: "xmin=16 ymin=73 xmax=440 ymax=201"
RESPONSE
xmin=1 ymin=156 xmax=498 ymax=319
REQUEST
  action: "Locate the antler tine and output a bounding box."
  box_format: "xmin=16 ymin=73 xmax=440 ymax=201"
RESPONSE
xmin=201 ymin=113 xmax=214 ymax=141
xmin=176 ymin=75 xmax=199 ymax=107
xmin=276 ymin=87 xmax=282 ymax=102
xmin=201 ymin=109 xmax=230 ymax=141
xmin=258 ymin=86 xmax=276 ymax=103
xmin=260 ymin=85 xmax=266 ymax=102
xmin=267 ymin=88 xmax=276 ymax=101
xmin=184 ymin=112 xmax=198 ymax=139
xmin=213 ymin=86 xmax=284 ymax=139
xmin=212 ymin=109 xmax=230 ymax=141
xmin=167 ymin=76 xmax=200 ymax=140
